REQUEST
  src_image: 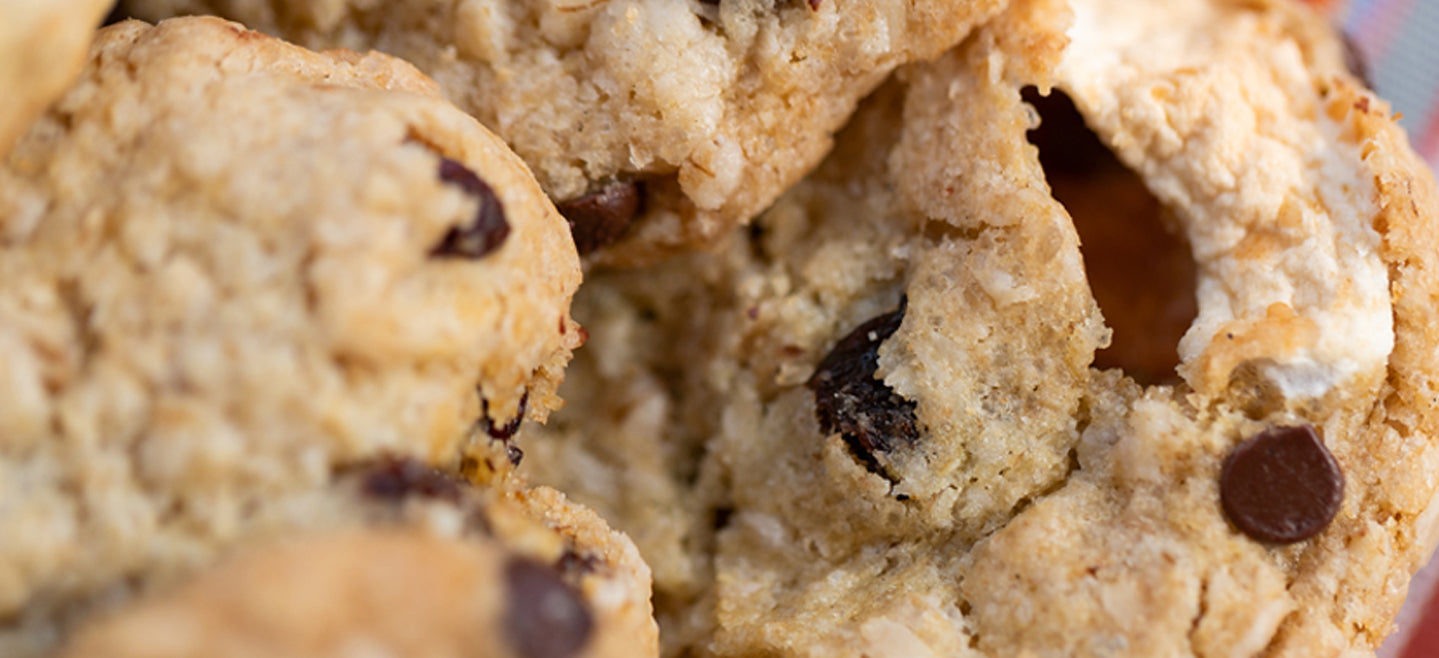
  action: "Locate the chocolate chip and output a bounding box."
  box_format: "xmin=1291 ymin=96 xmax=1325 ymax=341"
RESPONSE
xmin=1220 ymin=425 xmax=1344 ymax=544
xmin=1341 ymin=32 xmax=1374 ymax=89
xmin=481 ymin=391 xmax=528 ymax=441
xmin=355 ymin=455 xmax=464 ymax=503
xmin=505 ymin=558 xmax=594 ymax=658
xmin=430 ymin=158 xmax=510 ymax=259
xmin=556 ymin=180 xmax=644 ymax=255
xmin=806 ymin=298 xmax=919 ymax=478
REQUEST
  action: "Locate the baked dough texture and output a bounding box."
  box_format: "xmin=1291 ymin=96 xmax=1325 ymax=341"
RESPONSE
xmin=520 ymin=0 xmax=1439 ymax=655
xmin=59 ymin=456 xmax=658 ymax=658
xmin=0 ymin=17 xmax=582 ymax=655
xmin=0 ymin=0 xmax=113 ymax=157
xmin=119 ymin=0 xmax=1009 ymax=263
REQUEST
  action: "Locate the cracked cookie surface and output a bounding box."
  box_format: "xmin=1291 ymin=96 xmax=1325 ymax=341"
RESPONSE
xmin=0 ymin=17 xmax=581 ymax=655
xmin=60 ymin=456 xmax=658 ymax=658
xmin=120 ymin=0 xmax=1007 ymax=263
xmin=522 ymin=0 xmax=1439 ymax=654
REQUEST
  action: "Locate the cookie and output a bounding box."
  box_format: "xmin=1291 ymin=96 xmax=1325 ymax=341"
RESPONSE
xmin=119 ymin=0 xmax=1008 ymax=263
xmin=518 ymin=261 xmax=737 ymax=655
xmin=60 ymin=455 xmax=658 ymax=658
xmin=0 ymin=0 xmax=112 ymax=157
xmin=523 ymin=0 xmax=1439 ymax=654
xmin=0 ymin=17 xmax=581 ymax=654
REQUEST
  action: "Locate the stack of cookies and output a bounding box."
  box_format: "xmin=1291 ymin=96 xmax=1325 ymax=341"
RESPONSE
xmin=2 ymin=1 xmax=1436 ymax=656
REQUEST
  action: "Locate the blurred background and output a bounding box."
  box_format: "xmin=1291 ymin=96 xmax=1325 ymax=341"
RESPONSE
xmin=1343 ymin=0 xmax=1439 ymax=168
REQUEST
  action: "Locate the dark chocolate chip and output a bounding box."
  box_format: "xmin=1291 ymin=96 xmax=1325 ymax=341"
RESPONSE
xmin=430 ymin=158 xmax=510 ymax=259
xmin=806 ymin=297 xmax=919 ymax=478
xmin=505 ymin=558 xmax=594 ymax=658
xmin=481 ymin=391 xmax=529 ymax=441
xmin=355 ymin=454 xmax=464 ymax=503
xmin=1220 ymin=425 xmax=1344 ymax=544
xmin=1341 ymin=32 xmax=1374 ymax=89
xmin=556 ymin=180 xmax=644 ymax=255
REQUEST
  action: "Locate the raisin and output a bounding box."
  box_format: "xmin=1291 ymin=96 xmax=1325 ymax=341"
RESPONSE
xmin=430 ymin=158 xmax=510 ymax=259
xmin=556 ymin=180 xmax=644 ymax=255
xmin=353 ymin=454 xmax=464 ymax=503
xmin=481 ymin=391 xmax=528 ymax=441
xmin=806 ymin=298 xmax=919 ymax=478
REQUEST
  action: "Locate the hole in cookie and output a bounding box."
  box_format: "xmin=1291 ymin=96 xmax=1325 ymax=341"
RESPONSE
xmin=1024 ymin=87 xmax=1198 ymax=386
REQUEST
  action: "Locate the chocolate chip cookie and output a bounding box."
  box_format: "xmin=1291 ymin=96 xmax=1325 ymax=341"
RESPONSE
xmin=522 ymin=0 xmax=1439 ymax=654
xmin=0 ymin=0 xmax=112 ymax=156
xmin=0 ymin=17 xmax=581 ymax=654
xmin=119 ymin=0 xmax=1008 ymax=263
xmin=60 ymin=455 xmax=657 ymax=658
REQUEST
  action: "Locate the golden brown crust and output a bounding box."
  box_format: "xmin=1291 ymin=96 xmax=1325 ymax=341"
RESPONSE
xmin=62 ymin=477 xmax=658 ymax=658
xmin=519 ymin=0 xmax=1439 ymax=655
xmin=0 ymin=17 xmax=582 ymax=654
xmin=121 ymin=0 xmax=1010 ymax=264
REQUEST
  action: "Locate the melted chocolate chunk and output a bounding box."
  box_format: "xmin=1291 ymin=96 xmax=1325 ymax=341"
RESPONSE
xmin=1220 ymin=425 xmax=1344 ymax=544
xmin=430 ymin=158 xmax=510 ymax=259
xmin=505 ymin=558 xmax=595 ymax=658
xmin=556 ymin=180 xmax=644 ymax=255
xmin=806 ymin=298 xmax=919 ymax=478
xmin=355 ymin=455 xmax=464 ymax=503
